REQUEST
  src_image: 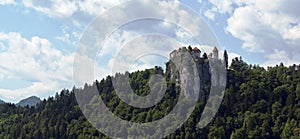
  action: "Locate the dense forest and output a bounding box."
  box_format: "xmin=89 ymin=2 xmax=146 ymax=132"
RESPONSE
xmin=0 ymin=56 xmax=300 ymax=138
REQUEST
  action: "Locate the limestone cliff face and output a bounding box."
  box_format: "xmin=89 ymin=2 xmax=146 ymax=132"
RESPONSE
xmin=167 ymin=46 xmax=226 ymax=100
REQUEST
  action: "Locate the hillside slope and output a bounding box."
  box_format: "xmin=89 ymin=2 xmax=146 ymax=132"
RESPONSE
xmin=0 ymin=58 xmax=299 ymax=138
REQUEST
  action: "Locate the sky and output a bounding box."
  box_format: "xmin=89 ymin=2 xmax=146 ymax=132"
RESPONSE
xmin=0 ymin=0 xmax=299 ymax=103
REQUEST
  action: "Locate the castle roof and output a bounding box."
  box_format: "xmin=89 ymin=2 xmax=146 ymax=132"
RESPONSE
xmin=213 ymin=47 xmax=218 ymax=52
xmin=192 ymin=47 xmax=200 ymax=51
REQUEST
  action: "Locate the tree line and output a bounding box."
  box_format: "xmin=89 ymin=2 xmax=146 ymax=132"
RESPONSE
xmin=0 ymin=57 xmax=299 ymax=138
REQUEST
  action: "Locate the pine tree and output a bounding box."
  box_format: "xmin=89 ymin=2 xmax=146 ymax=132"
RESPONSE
xmin=203 ymin=52 xmax=208 ymax=59
xmin=224 ymin=50 xmax=228 ymax=69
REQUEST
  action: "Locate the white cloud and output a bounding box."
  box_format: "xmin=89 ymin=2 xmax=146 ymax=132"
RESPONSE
xmin=56 ymin=27 xmax=71 ymax=44
xmin=21 ymin=0 xmax=218 ymax=50
xmin=72 ymin=0 xmax=223 ymax=86
xmin=111 ymin=34 xmax=179 ymax=70
xmin=0 ymin=82 xmax=59 ymax=103
xmin=22 ymin=0 xmax=129 ymax=18
xmin=77 ymin=0 xmax=128 ymax=16
xmin=0 ymin=0 xmax=15 ymax=5
xmin=95 ymin=29 xmax=178 ymax=75
xmin=207 ymin=0 xmax=234 ymax=14
xmin=56 ymin=26 xmax=83 ymax=46
xmin=202 ymin=0 xmax=300 ymax=65
xmin=204 ymin=7 xmax=217 ymax=20
xmin=0 ymin=32 xmax=74 ymax=102
xmin=226 ymin=6 xmax=267 ymax=52
xmin=262 ymin=49 xmax=300 ymax=67
xmin=74 ymin=28 xmax=180 ymax=87
xmin=23 ymin=0 xmax=78 ymax=18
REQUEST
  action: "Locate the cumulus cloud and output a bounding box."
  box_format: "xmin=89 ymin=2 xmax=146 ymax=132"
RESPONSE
xmin=73 ymin=29 xmax=178 ymax=88
xmin=23 ymin=0 xmax=78 ymax=18
xmin=208 ymin=0 xmax=235 ymax=14
xmin=23 ymin=0 xmax=218 ymax=46
xmin=0 ymin=0 xmax=235 ymax=102
xmin=204 ymin=8 xmax=217 ymax=20
xmin=56 ymin=26 xmax=82 ymax=46
xmin=199 ymin=0 xmax=238 ymax=20
xmin=262 ymin=49 xmax=300 ymax=67
xmin=76 ymin=0 xmax=220 ymax=73
xmin=56 ymin=27 xmax=71 ymax=44
xmin=202 ymin=0 xmax=300 ymax=65
xmin=92 ymin=29 xmax=177 ymax=81
xmin=22 ymin=0 xmax=129 ymax=18
xmin=110 ymin=34 xmax=179 ymax=72
xmin=77 ymin=0 xmax=129 ymax=16
xmin=0 ymin=32 xmax=74 ymax=102
xmin=0 ymin=0 xmax=15 ymax=5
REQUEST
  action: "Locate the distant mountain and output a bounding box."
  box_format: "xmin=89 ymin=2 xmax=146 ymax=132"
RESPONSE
xmin=16 ymin=96 xmax=41 ymax=107
xmin=0 ymin=99 xmax=4 ymax=104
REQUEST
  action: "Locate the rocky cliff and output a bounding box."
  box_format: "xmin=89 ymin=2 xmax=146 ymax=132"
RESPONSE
xmin=167 ymin=46 xmax=225 ymax=100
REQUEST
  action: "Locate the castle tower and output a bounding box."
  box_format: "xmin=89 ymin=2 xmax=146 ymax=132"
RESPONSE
xmin=212 ymin=47 xmax=218 ymax=59
xmin=208 ymin=53 xmax=213 ymax=58
xmin=169 ymin=50 xmax=178 ymax=58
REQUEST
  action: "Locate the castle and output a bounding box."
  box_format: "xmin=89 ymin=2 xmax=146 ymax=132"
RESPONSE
xmin=169 ymin=46 xmax=219 ymax=59
xmin=167 ymin=46 xmax=221 ymax=99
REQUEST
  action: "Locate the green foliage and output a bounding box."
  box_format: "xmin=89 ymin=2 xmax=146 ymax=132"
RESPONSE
xmin=0 ymin=58 xmax=299 ymax=138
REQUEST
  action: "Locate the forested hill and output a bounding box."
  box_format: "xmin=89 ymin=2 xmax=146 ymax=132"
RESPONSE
xmin=0 ymin=57 xmax=300 ymax=138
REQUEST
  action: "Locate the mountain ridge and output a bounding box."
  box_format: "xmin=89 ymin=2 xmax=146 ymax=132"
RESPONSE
xmin=16 ymin=96 xmax=41 ymax=107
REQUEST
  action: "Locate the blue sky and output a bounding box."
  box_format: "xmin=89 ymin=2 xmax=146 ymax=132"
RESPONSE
xmin=0 ymin=0 xmax=299 ymax=102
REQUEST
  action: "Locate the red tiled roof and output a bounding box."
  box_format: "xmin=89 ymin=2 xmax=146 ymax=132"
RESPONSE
xmin=193 ymin=47 xmax=200 ymax=51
